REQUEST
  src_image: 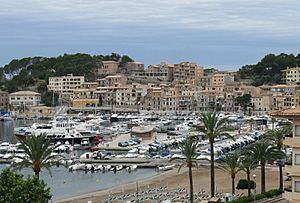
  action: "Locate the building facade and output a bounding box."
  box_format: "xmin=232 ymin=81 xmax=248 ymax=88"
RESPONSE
xmin=9 ymin=91 xmax=41 ymax=107
xmin=0 ymin=90 xmax=8 ymax=110
xmin=271 ymin=107 xmax=300 ymax=202
xmin=173 ymin=62 xmax=204 ymax=84
xmin=282 ymin=67 xmax=300 ymax=84
xmin=48 ymin=74 xmax=84 ymax=101
xmin=96 ymin=61 xmax=119 ymax=76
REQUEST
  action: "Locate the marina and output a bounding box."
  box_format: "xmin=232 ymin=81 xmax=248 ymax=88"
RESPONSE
xmin=0 ymin=111 xmax=292 ymax=202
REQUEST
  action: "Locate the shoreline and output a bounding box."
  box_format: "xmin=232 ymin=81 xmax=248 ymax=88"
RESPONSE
xmin=56 ymin=166 xmax=283 ymax=203
xmin=55 ymin=169 xmax=170 ymax=203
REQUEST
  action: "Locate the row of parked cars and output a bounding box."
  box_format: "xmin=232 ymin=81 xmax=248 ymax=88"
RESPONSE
xmin=118 ymin=137 xmax=142 ymax=147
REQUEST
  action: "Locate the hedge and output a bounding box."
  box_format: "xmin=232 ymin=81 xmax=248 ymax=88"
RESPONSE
xmin=228 ymin=189 xmax=283 ymax=203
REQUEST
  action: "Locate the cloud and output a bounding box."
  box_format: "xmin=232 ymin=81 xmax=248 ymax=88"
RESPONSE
xmin=0 ymin=0 xmax=299 ymax=36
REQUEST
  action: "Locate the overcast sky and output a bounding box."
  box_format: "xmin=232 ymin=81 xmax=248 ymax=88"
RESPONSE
xmin=1 ymin=0 xmax=300 ymax=70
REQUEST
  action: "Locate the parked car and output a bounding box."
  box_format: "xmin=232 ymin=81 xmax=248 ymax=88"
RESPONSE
xmin=118 ymin=142 xmax=129 ymax=147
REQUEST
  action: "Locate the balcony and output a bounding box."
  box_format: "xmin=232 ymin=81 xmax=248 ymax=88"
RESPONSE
xmin=284 ymin=137 xmax=300 ymax=147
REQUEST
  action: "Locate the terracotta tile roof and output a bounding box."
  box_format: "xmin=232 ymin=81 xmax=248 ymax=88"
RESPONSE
xmin=270 ymin=107 xmax=300 ymax=117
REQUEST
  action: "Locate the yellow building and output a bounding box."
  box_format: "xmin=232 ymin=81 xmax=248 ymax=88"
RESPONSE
xmin=71 ymin=88 xmax=99 ymax=107
xmin=48 ymin=74 xmax=84 ymax=101
xmin=282 ymin=67 xmax=300 ymax=84
xmin=271 ymin=107 xmax=300 ymax=202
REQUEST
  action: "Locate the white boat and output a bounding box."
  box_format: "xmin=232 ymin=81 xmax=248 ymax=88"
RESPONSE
xmin=68 ymin=163 xmax=86 ymax=171
xmin=94 ymin=165 xmax=103 ymax=171
xmin=158 ymin=164 xmax=175 ymax=171
xmin=105 ymin=165 xmax=111 ymax=171
xmin=116 ymin=165 xmax=123 ymax=171
xmin=126 ymin=165 xmax=138 ymax=171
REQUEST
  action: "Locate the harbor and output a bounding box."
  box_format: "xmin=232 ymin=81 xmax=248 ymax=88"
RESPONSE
xmin=0 ymin=110 xmax=291 ymax=202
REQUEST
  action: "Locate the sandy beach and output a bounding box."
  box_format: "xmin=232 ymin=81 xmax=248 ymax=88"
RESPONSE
xmin=57 ymin=165 xmax=286 ymax=203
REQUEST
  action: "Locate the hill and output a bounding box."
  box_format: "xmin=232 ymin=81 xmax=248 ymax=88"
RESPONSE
xmin=0 ymin=53 xmax=134 ymax=93
xmin=237 ymin=53 xmax=300 ymax=86
xmin=0 ymin=53 xmax=134 ymax=106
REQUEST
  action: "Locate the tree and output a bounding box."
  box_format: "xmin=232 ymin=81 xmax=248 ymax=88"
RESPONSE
xmin=0 ymin=169 xmax=51 ymax=203
xmin=218 ymin=152 xmax=242 ymax=194
xmin=235 ymin=94 xmax=252 ymax=114
xmin=198 ymin=112 xmax=232 ymax=197
xmin=12 ymin=134 xmax=63 ymax=179
xmin=263 ymin=125 xmax=292 ymax=190
xmin=170 ymin=136 xmax=198 ymax=203
xmin=239 ymin=155 xmax=258 ymax=196
xmin=237 ymin=53 xmax=299 ymax=85
xmin=246 ymin=140 xmax=284 ymax=193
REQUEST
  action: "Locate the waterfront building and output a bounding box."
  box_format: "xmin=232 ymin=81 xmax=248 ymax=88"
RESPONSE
xmin=48 ymin=74 xmax=84 ymax=102
xmin=282 ymin=66 xmax=300 ymax=84
xmin=71 ymin=88 xmax=98 ymax=108
xmin=9 ymin=91 xmax=41 ymax=107
xmin=0 ymin=90 xmax=8 ymax=110
xmin=29 ymin=105 xmax=56 ymax=118
xmin=271 ymin=107 xmax=300 ymax=202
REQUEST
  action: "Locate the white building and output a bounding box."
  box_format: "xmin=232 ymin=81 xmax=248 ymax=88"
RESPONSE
xmin=48 ymin=74 xmax=84 ymax=100
xmin=9 ymin=91 xmax=41 ymax=107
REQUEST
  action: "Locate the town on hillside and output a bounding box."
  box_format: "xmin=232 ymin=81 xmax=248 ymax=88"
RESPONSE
xmin=0 ymin=60 xmax=299 ymax=118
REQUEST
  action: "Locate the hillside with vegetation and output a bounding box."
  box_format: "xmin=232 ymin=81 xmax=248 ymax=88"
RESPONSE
xmin=0 ymin=53 xmax=133 ymax=106
xmin=237 ymin=53 xmax=300 ymax=86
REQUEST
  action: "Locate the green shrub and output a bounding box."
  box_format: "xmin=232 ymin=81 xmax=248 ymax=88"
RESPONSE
xmin=236 ymin=179 xmax=255 ymax=190
xmin=228 ymin=189 xmax=283 ymax=203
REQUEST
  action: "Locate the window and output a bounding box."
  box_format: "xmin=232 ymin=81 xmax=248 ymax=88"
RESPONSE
xmin=295 ymin=126 xmax=300 ymax=136
xmin=295 ymin=181 xmax=300 ymax=192
xmin=295 ymin=154 xmax=300 ymax=165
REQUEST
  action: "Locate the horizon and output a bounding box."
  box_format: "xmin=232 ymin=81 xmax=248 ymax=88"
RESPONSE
xmin=1 ymin=0 xmax=300 ymax=70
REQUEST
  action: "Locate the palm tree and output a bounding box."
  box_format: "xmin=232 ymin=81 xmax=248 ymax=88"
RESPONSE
xmin=12 ymin=134 xmax=62 ymax=179
xmin=246 ymin=140 xmax=284 ymax=193
xmin=170 ymin=136 xmax=198 ymax=203
xmin=264 ymin=125 xmax=292 ymax=190
xmin=271 ymin=117 xmax=276 ymax=130
xmin=249 ymin=118 xmax=254 ymax=132
xmin=218 ymin=152 xmax=242 ymax=194
xmin=240 ymin=155 xmax=258 ymax=196
xmin=198 ymin=112 xmax=232 ymax=197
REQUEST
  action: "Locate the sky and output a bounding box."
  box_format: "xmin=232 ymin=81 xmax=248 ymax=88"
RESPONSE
xmin=1 ymin=0 xmax=300 ymax=70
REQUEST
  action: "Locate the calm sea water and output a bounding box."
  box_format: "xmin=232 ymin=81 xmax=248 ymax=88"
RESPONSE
xmin=0 ymin=121 xmax=158 ymax=201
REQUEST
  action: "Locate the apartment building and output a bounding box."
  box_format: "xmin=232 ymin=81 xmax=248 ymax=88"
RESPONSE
xmin=97 ymin=74 xmax=127 ymax=87
xmin=96 ymin=61 xmax=119 ymax=76
xmin=211 ymin=73 xmax=234 ymax=86
xmin=251 ymin=94 xmax=272 ymax=115
xmin=119 ymin=61 xmax=144 ymax=74
xmin=48 ymin=74 xmax=84 ymax=100
xmin=133 ymin=62 xmax=174 ymax=83
xmin=115 ymin=83 xmax=147 ymax=108
xmin=9 ymin=91 xmax=41 ymax=107
xmin=271 ymin=107 xmax=300 ymax=202
xmin=173 ymin=62 xmax=204 ymax=84
xmin=198 ymin=75 xmax=211 ymax=88
xmin=282 ymin=67 xmax=300 ymax=84
xmin=0 ymin=90 xmax=8 ymax=110
xmin=71 ymin=88 xmax=98 ymax=108
xmin=81 ymin=82 xmax=98 ymax=89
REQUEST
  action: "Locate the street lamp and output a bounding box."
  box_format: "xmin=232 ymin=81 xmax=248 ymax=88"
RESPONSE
xmin=253 ymin=174 xmax=256 ymax=203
